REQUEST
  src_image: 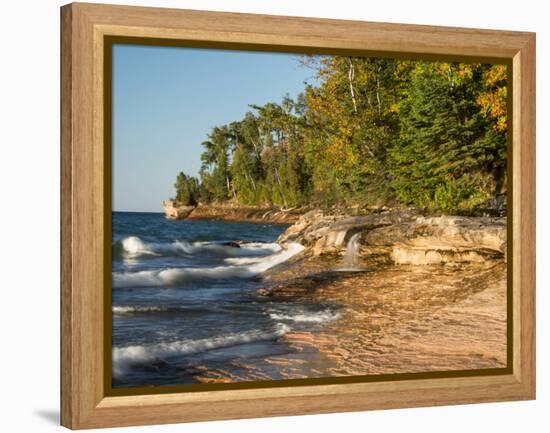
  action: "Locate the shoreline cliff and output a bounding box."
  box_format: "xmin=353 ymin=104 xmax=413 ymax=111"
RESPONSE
xmin=162 ymin=200 xmax=506 ymax=267
xmin=163 ymin=200 xmax=307 ymax=224
xmin=276 ymin=209 xmax=506 ymax=265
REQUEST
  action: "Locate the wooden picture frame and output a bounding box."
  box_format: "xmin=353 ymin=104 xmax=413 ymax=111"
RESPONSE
xmin=61 ymin=2 xmax=536 ymax=429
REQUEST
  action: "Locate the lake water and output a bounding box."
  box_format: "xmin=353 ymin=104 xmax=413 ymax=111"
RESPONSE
xmin=111 ymin=211 xmax=340 ymax=387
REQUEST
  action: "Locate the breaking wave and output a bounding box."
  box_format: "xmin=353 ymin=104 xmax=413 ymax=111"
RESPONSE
xmin=112 ymin=236 xmax=281 ymax=259
xmin=112 ymin=242 xmax=304 ymax=288
xmin=113 ymin=305 xmax=169 ymax=314
xmin=112 ymin=323 xmax=291 ymax=378
xmin=268 ymin=308 xmax=341 ymax=323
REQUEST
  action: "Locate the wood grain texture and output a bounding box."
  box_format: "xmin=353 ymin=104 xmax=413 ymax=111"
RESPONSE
xmin=60 ymin=4 xmax=73 ymax=429
xmin=75 ymin=2 xmax=532 ymax=58
xmin=60 ymin=2 xmax=536 ymax=429
xmin=512 ymin=35 xmax=536 ymax=395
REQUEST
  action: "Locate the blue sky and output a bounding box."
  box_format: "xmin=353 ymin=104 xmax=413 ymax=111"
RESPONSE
xmin=112 ymin=44 xmax=316 ymax=212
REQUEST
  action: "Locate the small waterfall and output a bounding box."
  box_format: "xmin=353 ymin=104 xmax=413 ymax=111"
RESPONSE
xmin=342 ymin=232 xmax=362 ymax=269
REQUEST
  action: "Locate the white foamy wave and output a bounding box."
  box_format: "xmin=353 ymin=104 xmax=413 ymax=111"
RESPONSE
xmin=223 ymin=242 xmax=303 ymax=273
xmin=112 ymin=242 xmax=304 ymax=288
xmin=112 ymin=323 xmax=290 ymax=378
xmin=175 ymin=240 xmax=281 ymax=257
xmin=121 ymin=236 xmax=159 ymax=256
xmin=114 ymin=236 xmax=282 ymax=259
xmin=112 ymin=306 xmax=169 ymax=314
xmin=223 ymin=256 xmax=264 ymax=265
xmin=269 ymin=308 xmax=341 ymax=323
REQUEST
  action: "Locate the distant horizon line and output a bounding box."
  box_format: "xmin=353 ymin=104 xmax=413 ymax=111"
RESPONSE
xmin=113 ymin=210 xmax=164 ymax=214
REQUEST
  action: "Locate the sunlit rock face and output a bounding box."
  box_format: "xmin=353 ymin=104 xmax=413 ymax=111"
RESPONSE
xmin=187 ymin=204 xmax=303 ymax=223
xmin=162 ymin=200 xmax=195 ymax=219
xmin=278 ymin=210 xmax=506 ymax=266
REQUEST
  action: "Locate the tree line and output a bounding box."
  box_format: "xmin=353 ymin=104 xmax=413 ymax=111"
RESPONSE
xmin=172 ymin=56 xmax=507 ymax=213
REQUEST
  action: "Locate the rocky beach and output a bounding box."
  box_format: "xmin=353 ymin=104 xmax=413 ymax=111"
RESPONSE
xmin=185 ymin=209 xmax=508 ymax=383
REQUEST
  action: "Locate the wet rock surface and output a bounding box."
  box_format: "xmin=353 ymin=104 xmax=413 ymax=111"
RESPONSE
xmin=190 ymin=211 xmax=508 ymax=384
xmin=191 ymin=257 xmax=506 ymax=383
xmin=270 ymin=260 xmax=506 ymax=376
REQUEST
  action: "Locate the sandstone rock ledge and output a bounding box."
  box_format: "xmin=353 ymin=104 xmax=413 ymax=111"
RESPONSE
xmin=187 ymin=204 xmax=304 ymax=223
xmin=162 ymin=201 xmax=306 ymax=224
xmin=162 ymin=200 xmax=195 ymax=219
xmin=278 ymin=210 xmax=506 ymax=266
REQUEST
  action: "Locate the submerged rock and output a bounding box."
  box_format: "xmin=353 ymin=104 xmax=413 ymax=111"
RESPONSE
xmin=248 ymin=259 xmax=508 ymax=380
xmin=221 ymin=241 xmax=241 ymax=248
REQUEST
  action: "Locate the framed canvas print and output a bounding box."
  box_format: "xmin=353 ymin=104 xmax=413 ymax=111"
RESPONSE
xmin=60 ymin=2 xmax=536 ymax=429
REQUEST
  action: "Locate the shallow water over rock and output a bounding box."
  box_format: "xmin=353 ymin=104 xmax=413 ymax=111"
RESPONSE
xmin=193 ymin=259 xmax=507 ymax=383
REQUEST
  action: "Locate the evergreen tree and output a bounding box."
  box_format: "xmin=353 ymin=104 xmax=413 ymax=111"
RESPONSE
xmin=199 ymin=126 xmax=233 ymax=202
xmin=173 ymin=56 xmax=507 ymax=214
xmin=174 ymin=172 xmax=199 ymax=206
xmin=389 ymin=62 xmax=505 ymax=212
xmin=228 ymin=118 xmax=263 ymax=204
